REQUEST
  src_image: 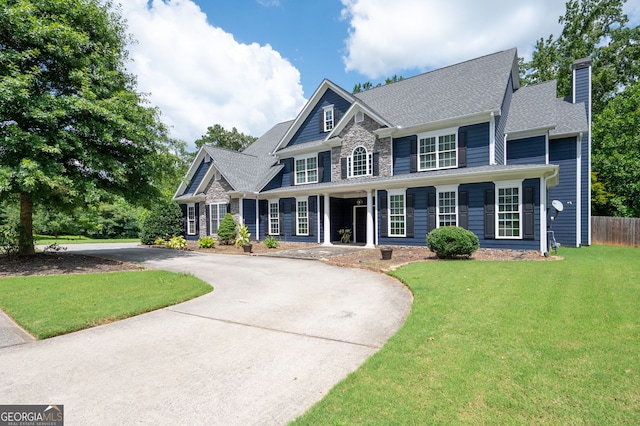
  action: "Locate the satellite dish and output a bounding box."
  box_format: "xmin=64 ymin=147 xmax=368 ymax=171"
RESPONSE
xmin=552 ymin=200 xmax=564 ymax=212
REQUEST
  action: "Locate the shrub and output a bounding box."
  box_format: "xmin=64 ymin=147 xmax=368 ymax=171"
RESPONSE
xmin=0 ymin=225 xmax=19 ymax=258
xmin=263 ymin=236 xmax=279 ymax=249
xmin=426 ymin=226 xmax=479 ymax=259
xmin=217 ymin=213 xmax=237 ymax=245
xmin=165 ymin=235 xmax=187 ymax=250
xmin=139 ymin=201 xmax=183 ymax=245
xmin=154 ymin=237 xmax=166 ymax=246
xmin=198 ymin=236 xmax=216 ymax=248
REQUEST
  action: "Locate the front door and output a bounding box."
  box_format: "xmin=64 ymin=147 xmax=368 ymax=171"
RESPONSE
xmin=354 ymin=205 xmax=367 ymax=243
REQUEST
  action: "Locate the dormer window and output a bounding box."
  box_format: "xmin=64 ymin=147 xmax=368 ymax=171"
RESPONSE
xmin=323 ymin=105 xmax=334 ymax=132
xmin=347 ymin=146 xmax=372 ymax=177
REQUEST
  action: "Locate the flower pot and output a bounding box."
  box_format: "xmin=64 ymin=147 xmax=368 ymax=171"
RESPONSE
xmin=380 ymin=247 xmax=393 ymax=260
xmin=242 ymin=244 xmax=253 ymax=253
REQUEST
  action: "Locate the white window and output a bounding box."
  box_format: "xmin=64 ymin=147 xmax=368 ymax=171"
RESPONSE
xmin=187 ymin=204 xmax=196 ymax=235
xmin=323 ymin=105 xmax=334 ymax=132
xmin=418 ymin=128 xmax=458 ymax=171
xmin=269 ymin=201 xmax=279 ymax=235
xmin=438 ymin=189 xmax=457 ymax=227
xmin=209 ymin=203 xmax=228 ymax=234
xmin=294 ymin=155 xmax=318 ymax=185
xmin=496 ymin=182 xmax=522 ymax=238
xmin=388 ymin=191 xmax=406 ymax=237
xmin=347 ymin=146 xmax=372 ymax=177
xmin=296 ymin=199 xmax=308 ymax=236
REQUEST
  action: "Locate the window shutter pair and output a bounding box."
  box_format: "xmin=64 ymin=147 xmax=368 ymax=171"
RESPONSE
xmin=484 ymin=187 xmax=534 ymax=239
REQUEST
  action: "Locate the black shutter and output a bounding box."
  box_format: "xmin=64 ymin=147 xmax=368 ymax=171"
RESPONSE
xmin=410 ymin=138 xmax=418 ymax=173
xmin=195 ymin=203 xmax=200 ymax=235
xmin=485 ymin=189 xmax=495 ymax=239
xmin=319 ymin=110 xmax=324 ymax=132
xmin=318 ymin=153 xmax=324 ymax=182
xmin=226 ymin=203 xmax=231 ymax=214
xmin=427 ymin=192 xmax=436 ymax=232
xmin=290 ymin=200 xmax=297 ymax=236
xmin=406 ymin=193 xmax=415 ymax=238
xmin=309 ymin=198 xmax=315 ymax=237
xmin=458 ymin=130 xmax=467 ymax=168
xmin=373 ymin=152 xmax=380 ymax=176
xmin=205 ymin=204 xmax=210 ymax=235
xmin=523 ymin=186 xmax=535 ymax=239
xmin=279 ymin=199 xmax=285 ymax=236
xmin=289 ymin=158 xmax=295 ymax=186
xmin=261 ymin=200 xmax=269 ymax=236
xmin=458 ymin=190 xmax=468 ymax=229
xmin=341 ymin=157 xmax=348 ymax=179
xmin=379 ymin=192 xmax=388 ymax=238
xmin=180 ymin=204 xmax=187 ymax=236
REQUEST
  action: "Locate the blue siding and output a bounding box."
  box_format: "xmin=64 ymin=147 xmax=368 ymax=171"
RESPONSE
xmin=263 ymin=169 xmax=283 ymax=191
xmin=464 ymin=122 xmax=490 ymax=167
xmin=184 ymin=160 xmax=211 ymax=194
xmin=280 ymin=158 xmax=294 ymax=187
xmin=507 ymin=136 xmax=546 ymax=165
xmin=549 ymin=137 xmax=578 ymax=247
xmin=242 ymin=199 xmax=257 ymax=241
xmin=392 ymin=135 xmax=414 ymax=175
xmin=494 ymin=75 xmax=514 ymax=165
xmin=376 ymin=183 xmax=541 ymax=250
xmin=289 ymin=89 xmax=352 ymax=146
xmin=280 ymin=196 xmax=318 ymax=243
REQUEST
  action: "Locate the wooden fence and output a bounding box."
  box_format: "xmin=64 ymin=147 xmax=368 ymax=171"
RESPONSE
xmin=591 ymin=216 xmax=640 ymax=247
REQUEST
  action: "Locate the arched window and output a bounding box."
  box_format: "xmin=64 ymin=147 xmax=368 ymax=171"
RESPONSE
xmin=348 ymin=146 xmax=371 ymax=177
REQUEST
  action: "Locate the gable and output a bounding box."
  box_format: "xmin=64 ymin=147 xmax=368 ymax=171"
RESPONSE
xmin=287 ymin=88 xmax=352 ymax=147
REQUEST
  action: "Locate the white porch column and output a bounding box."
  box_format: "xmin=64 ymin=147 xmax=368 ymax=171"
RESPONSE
xmin=323 ymin=194 xmax=332 ymax=246
xmin=366 ymin=189 xmax=375 ymax=248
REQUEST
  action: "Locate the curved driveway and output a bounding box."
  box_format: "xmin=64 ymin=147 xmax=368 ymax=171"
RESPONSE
xmin=0 ymin=244 xmax=412 ymax=425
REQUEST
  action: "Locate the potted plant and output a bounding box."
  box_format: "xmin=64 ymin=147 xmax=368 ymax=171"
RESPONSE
xmin=380 ymin=246 xmax=393 ymax=260
xmin=338 ymin=228 xmax=352 ymax=244
xmin=235 ymin=224 xmax=252 ymax=253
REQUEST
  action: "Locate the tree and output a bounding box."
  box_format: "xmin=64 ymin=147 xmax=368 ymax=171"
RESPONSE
xmin=139 ymin=200 xmax=183 ymax=245
xmin=353 ymin=75 xmax=404 ymax=93
xmin=194 ymin=124 xmax=257 ymax=151
xmin=521 ymin=0 xmax=640 ymax=217
xmin=0 ymin=0 xmax=173 ymax=254
xmin=216 ymin=213 xmax=237 ymax=245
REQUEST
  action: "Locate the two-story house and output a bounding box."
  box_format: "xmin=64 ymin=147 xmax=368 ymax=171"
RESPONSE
xmin=174 ymin=49 xmax=592 ymax=255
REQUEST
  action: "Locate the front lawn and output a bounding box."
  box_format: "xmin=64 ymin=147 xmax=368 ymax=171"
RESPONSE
xmin=35 ymin=234 xmax=139 ymax=245
xmin=293 ymin=245 xmax=640 ymax=424
xmin=0 ymin=271 xmax=211 ymax=339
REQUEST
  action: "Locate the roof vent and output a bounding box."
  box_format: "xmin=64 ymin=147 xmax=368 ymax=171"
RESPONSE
xmin=204 ymin=154 xmax=211 ymax=163
xmin=355 ymin=111 xmax=365 ymax=123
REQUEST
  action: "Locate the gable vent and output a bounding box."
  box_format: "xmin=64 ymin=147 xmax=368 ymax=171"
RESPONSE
xmin=204 ymin=154 xmax=211 ymax=163
xmin=355 ymin=111 xmax=365 ymax=123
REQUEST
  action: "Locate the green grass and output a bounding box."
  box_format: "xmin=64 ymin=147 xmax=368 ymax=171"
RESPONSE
xmin=293 ymin=245 xmax=640 ymax=425
xmin=0 ymin=271 xmax=211 ymax=339
xmin=35 ymin=235 xmax=139 ymax=245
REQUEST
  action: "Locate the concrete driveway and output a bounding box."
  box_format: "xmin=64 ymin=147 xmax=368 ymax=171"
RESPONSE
xmin=0 ymin=244 xmax=412 ymax=425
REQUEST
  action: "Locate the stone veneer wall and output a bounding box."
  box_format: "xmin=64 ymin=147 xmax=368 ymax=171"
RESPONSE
xmin=197 ymin=174 xmax=239 ymax=238
xmin=331 ymin=114 xmax=392 ymax=181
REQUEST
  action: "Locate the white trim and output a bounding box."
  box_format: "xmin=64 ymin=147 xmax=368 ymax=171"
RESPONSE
xmin=366 ymin=190 xmax=375 ymax=248
xmin=295 ymin=197 xmax=309 ymax=236
xmin=374 ymin=109 xmax=499 ymax=139
xmin=323 ymin=194 xmax=332 ymax=245
xmin=255 ymin=197 xmax=260 ymax=242
xmin=293 ymin=154 xmax=319 ymax=185
xmin=435 ymin=184 xmax=459 ymax=228
xmin=348 ymin=146 xmax=372 ymax=178
xmin=387 ymin=189 xmax=407 ymax=237
xmin=494 ymin=180 xmax=524 ymax=240
xmin=576 ymin=138 xmax=582 ymax=247
xmin=317 ymin=195 xmax=321 ymax=244
xmin=267 ymin=200 xmax=280 ymax=236
xmin=540 ymin=178 xmax=547 ymax=255
xmin=186 ymin=203 xmax=196 ymax=236
xmin=390 ymin=136 xmax=394 ymax=176
xmin=503 ymin=133 xmax=508 ymax=165
xmin=323 ymin=104 xmax=335 ymax=132
xmin=417 ymin=127 xmax=459 ymax=171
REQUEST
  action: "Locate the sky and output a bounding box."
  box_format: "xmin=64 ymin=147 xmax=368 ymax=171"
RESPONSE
xmin=120 ymin=0 xmax=640 ymax=148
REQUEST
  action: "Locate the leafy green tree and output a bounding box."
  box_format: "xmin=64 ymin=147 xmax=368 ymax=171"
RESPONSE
xmin=592 ymin=82 xmax=640 ymax=217
xmin=0 ymin=0 xmax=173 ymax=254
xmin=353 ymin=75 xmax=404 ymax=93
xmin=139 ymin=201 xmax=183 ymax=245
xmin=194 ymin=124 xmax=257 ymax=151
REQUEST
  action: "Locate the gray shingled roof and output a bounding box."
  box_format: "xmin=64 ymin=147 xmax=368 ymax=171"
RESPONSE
xmin=354 ymin=49 xmax=518 ymax=127
xmin=550 ymin=99 xmax=588 ymax=137
xmin=505 ymin=81 xmax=558 ymax=133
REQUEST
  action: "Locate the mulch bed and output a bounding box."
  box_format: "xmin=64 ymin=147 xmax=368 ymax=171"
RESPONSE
xmin=0 ymin=253 xmax=143 ymax=278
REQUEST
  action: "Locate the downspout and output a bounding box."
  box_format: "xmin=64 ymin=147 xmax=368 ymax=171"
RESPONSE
xmin=576 ymin=132 xmax=583 ymax=247
xmin=255 ymin=195 xmax=260 ymax=242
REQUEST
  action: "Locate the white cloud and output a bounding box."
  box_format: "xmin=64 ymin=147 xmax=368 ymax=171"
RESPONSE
xmin=120 ymin=0 xmax=305 ymax=145
xmin=340 ymin=0 xmax=567 ymax=78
